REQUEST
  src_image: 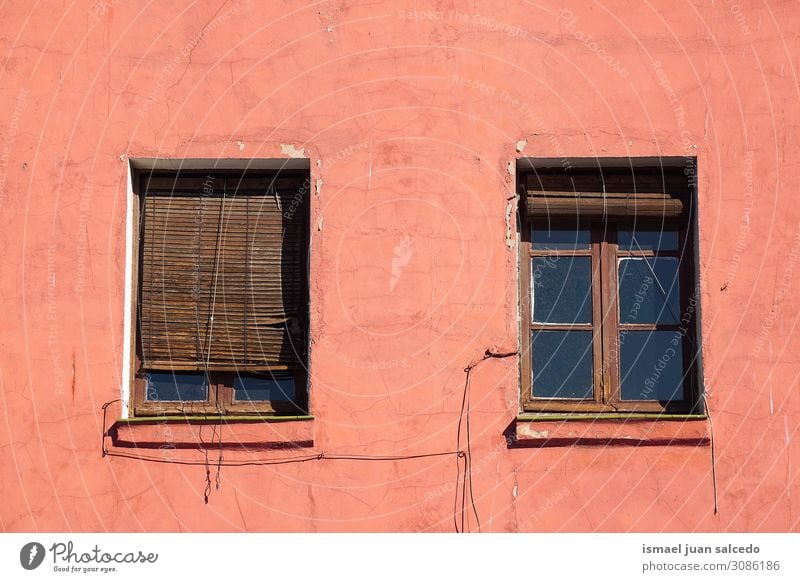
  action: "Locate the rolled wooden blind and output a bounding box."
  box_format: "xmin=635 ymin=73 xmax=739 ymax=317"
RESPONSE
xmin=138 ymin=174 xmax=308 ymax=371
xmin=525 ymin=168 xmax=689 ymax=218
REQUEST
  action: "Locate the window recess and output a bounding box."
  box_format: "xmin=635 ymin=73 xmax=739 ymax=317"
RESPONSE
xmin=518 ymin=160 xmax=702 ymax=415
xmin=132 ymin=171 xmax=310 ymax=416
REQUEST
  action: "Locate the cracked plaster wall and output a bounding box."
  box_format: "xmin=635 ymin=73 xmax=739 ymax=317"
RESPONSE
xmin=0 ymin=0 xmax=798 ymax=532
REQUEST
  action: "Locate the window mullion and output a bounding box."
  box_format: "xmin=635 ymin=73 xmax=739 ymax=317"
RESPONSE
xmin=591 ymin=224 xmax=604 ymax=405
xmin=216 ymin=374 xmax=233 ymax=412
xmin=602 ymin=224 xmax=621 ymax=406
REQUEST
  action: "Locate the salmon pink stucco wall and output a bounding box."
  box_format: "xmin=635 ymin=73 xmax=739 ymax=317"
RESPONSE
xmin=1 ymin=0 xmax=799 ymax=532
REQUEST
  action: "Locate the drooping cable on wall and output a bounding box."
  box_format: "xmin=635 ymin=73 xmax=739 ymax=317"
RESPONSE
xmin=101 ymin=449 xmax=464 ymax=466
xmin=198 ymin=423 xmax=224 ymax=504
xmin=631 ymin=235 xmax=716 ymax=514
xmin=101 ymin=399 xmax=121 ymax=454
xmin=101 ymin=398 xmax=465 ymax=517
xmin=455 ymin=349 xmax=519 ymax=533
xmin=202 ymin=178 xmax=228 ymax=502
xmin=702 ymin=392 xmax=719 ymax=514
xmin=101 ymin=348 xmax=516 ymax=530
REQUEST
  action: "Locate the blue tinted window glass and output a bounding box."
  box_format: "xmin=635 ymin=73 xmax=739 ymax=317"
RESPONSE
xmin=618 ymin=257 xmax=680 ymax=324
xmin=532 ymin=331 xmax=594 ymax=399
xmin=620 ymin=330 xmax=684 ymax=401
xmin=618 ymin=228 xmax=679 ymax=251
xmin=532 ymin=256 xmax=592 ymax=324
xmin=532 ymin=228 xmax=590 ymax=250
xmin=145 ymin=373 xmax=208 ymax=401
xmin=234 ymin=374 xmax=295 ymax=402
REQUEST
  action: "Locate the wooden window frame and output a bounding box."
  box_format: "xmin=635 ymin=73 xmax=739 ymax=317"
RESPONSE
xmin=519 ymin=173 xmax=700 ymax=415
xmin=129 ymin=170 xmax=310 ymax=417
xmin=132 ymin=371 xmax=307 ymax=416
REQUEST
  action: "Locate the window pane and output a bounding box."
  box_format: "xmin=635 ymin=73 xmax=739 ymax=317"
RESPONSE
xmin=532 ymin=227 xmax=590 ymax=250
xmin=532 ymin=256 xmax=592 ymax=323
xmin=145 ymin=372 xmax=208 ymax=401
xmin=532 ymin=331 xmax=593 ymax=399
xmin=619 ymin=330 xmax=684 ymax=401
xmin=618 ymin=257 xmax=680 ymax=324
xmin=234 ymin=374 xmax=295 ymax=402
xmin=618 ymin=228 xmax=679 ymax=251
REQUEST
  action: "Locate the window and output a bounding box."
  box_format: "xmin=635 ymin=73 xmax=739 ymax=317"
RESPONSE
xmin=131 ymin=170 xmax=310 ymax=416
xmin=518 ymin=160 xmax=702 ymax=414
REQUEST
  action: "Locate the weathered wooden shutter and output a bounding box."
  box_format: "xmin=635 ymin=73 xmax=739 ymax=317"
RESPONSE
xmin=525 ymin=167 xmax=689 ymax=218
xmin=139 ymin=174 xmax=308 ymax=371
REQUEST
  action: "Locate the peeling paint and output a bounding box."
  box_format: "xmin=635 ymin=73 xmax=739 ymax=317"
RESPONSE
xmin=280 ymin=144 xmax=306 ymax=158
xmin=517 ymin=425 xmax=549 ymax=439
xmin=2 ymin=0 xmax=797 ymax=535
xmin=505 ymin=199 xmax=514 ymax=248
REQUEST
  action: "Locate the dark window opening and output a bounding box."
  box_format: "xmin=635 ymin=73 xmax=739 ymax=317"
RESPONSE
xmin=518 ymin=160 xmax=702 ymax=414
xmin=131 ymin=170 xmax=310 ymax=416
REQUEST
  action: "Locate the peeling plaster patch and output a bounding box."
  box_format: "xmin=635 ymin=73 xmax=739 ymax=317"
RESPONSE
xmin=507 ymin=161 xmax=514 ymax=176
xmin=280 ymin=144 xmax=306 ymax=158
xmin=505 ymin=200 xmax=514 ymax=248
xmin=390 ymin=235 xmax=413 ymax=291
xmin=315 ymin=178 xmax=323 ymax=197
xmin=512 ymin=484 xmax=518 ymax=498
xmin=237 ymin=140 xmax=245 ymax=152
xmin=317 ymin=216 xmax=323 ymax=231
xmin=515 ymin=138 xmax=527 ymax=153
xmin=517 ymin=424 xmax=549 ymax=439
xmin=512 ymin=469 xmax=520 ymax=530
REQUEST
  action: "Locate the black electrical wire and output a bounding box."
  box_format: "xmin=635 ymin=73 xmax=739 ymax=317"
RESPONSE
xmin=101 ymin=401 xmax=463 ymax=467
xmin=100 ymin=399 xmax=121 ymax=458
xmin=100 ymin=348 xmax=516 ymax=531
xmin=702 ymin=393 xmax=719 ymax=514
xmin=200 ymin=178 xmax=228 ymax=503
xmin=456 ymin=349 xmax=518 ymax=533
xmin=101 ymin=448 xmax=462 ymax=466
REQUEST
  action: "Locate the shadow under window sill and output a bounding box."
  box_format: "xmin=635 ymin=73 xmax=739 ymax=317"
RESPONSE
xmin=512 ymin=414 xmax=709 ymax=448
xmin=109 ymin=415 xmax=314 ymax=451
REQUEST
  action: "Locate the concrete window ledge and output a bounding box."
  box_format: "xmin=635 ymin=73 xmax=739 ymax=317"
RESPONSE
xmin=109 ymin=416 xmax=314 ymax=451
xmin=514 ymin=415 xmax=710 ymax=447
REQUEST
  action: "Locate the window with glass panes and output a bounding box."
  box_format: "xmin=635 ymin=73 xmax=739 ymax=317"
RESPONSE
xmin=518 ymin=163 xmax=701 ymax=413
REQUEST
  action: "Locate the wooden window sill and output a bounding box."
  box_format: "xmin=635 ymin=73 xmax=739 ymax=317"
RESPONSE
xmin=514 ymin=414 xmax=709 ymax=447
xmin=110 ymin=415 xmax=314 ymax=450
